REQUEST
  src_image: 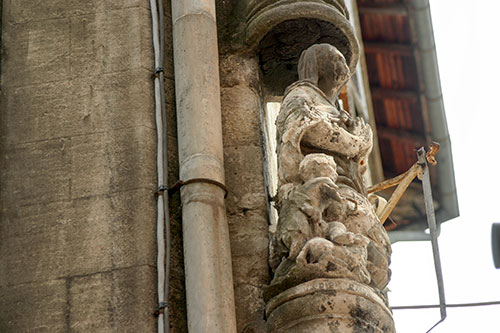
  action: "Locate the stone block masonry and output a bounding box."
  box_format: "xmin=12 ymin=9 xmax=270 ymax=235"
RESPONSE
xmin=0 ymin=1 xmax=166 ymax=331
xmin=219 ymin=54 xmax=270 ymax=332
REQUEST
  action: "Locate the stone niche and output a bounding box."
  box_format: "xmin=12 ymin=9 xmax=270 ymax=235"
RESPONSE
xmin=244 ymin=1 xmax=396 ymax=332
xmin=246 ymin=0 xmax=359 ymax=97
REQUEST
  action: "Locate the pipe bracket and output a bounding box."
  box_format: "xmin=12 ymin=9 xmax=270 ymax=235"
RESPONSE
xmin=156 ymin=178 xmax=229 ymax=198
xmin=151 ymin=66 xmax=165 ymax=79
xmin=153 ymin=301 xmax=169 ymax=317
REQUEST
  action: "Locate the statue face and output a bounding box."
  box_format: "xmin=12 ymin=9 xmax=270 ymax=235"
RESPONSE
xmin=331 ymin=51 xmax=350 ymax=85
xmin=317 ymin=48 xmax=350 ymax=95
xmin=298 ymin=43 xmax=350 ymax=99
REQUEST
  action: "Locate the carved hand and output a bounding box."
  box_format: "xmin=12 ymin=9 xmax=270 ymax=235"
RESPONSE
xmin=350 ymin=117 xmax=373 ymax=156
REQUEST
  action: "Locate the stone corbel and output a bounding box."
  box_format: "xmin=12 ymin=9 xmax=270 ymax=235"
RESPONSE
xmin=246 ymin=0 xmax=359 ymax=96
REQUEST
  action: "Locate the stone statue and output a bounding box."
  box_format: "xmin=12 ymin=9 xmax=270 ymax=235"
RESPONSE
xmin=267 ymin=44 xmax=392 ymax=310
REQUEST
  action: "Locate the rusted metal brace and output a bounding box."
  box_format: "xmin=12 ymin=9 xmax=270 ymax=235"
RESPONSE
xmin=367 ymin=142 xmax=440 ymax=224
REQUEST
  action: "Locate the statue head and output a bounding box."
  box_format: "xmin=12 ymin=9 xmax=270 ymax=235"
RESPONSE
xmin=299 ymin=153 xmax=338 ymax=183
xmin=298 ymin=44 xmax=351 ymax=101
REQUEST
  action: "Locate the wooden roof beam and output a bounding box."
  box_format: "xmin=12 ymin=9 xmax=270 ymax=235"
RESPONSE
xmin=370 ymin=87 xmax=419 ymax=100
xmin=358 ymin=5 xmax=407 ymax=15
xmin=377 ymin=126 xmax=426 ymax=144
xmin=364 ymin=42 xmax=414 ymax=56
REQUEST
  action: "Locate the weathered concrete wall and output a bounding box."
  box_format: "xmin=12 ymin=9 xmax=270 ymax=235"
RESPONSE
xmin=219 ymin=54 xmax=270 ymax=332
xmin=0 ymin=1 xmax=169 ymax=331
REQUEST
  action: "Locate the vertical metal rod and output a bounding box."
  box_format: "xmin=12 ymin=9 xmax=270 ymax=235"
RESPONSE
xmin=417 ymin=147 xmax=446 ymax=332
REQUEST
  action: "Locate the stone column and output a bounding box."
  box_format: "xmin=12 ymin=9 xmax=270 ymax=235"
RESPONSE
xmin=219 ymin=53 xmax=270 ymax=333
xmin=216 ymin=3 xmax=272 ymax=331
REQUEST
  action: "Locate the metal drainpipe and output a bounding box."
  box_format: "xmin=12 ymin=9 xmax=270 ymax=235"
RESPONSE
xmin=171 ymin=1 xmax=237 ymax=332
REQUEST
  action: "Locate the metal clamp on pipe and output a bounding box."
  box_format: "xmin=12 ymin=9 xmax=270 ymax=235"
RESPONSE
xmin=154 ymin=302 xmax=169 ymax=318
xmin=156 ymin=185 xmax=169 ymax=196
xmin=156 ymin=179 xmax=229 ymax=198
xmin=151 ymin=66 xmax=165 ymax=80
xmin=171 ymin=179 xmax=228 ymax=198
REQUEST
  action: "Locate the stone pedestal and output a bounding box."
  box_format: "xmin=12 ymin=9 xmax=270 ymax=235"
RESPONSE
xmin=266 ymin=278 xmax=394 ymax=332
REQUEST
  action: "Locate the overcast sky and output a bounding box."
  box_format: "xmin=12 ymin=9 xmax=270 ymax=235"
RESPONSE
xmin=388 ymin=1 xmax=500 ymax=332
